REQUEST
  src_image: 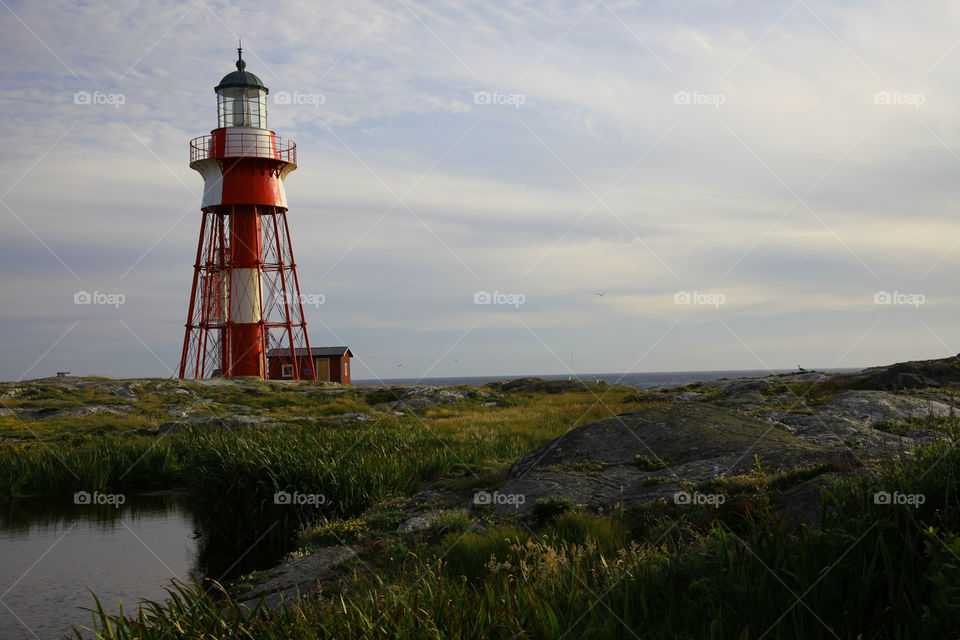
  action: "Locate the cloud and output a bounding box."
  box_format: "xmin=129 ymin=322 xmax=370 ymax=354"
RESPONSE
xmin=2 ymin=0 xmax=960 ymax=379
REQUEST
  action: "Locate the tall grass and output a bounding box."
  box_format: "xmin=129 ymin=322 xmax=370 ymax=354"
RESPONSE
xmin=2 ymin=389 xmax=636 ymax=551
xmin=181 ymin=413 xmax=575 ymax=545
xmin=0 ymin=436 xmax=183 ymax=496
xmin=80 ymin=436 xmax=960 ymax=639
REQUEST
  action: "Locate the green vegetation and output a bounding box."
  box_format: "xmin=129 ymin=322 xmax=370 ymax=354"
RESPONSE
xmin=541 ymin=460 xmax=607 ymax=474
xmin=304 ymin=518 xmax=367 ymax=546
xmin=873 ymin=415 xmax=957 ymax=436
xmin=76 ymin=432 xmax=960 ymax=639
xmin=778 ymin=374 xmax=861 ymax=406
xmin=0 ymin=379 xmax=647 ymax=548
xmin=4 ymin=376 xmax=957 ymax=637
xmin=530 ymin=496 xmax=575 ymax=523
xmin=634 ymin=453 xmax=668 ymax=471
xmin=670 ymin=380 xmax=722 ymax=395
xmin=225 ymin=569 xmax=270 ymax=597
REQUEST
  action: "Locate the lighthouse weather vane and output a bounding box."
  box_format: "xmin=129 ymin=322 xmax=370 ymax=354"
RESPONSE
xmin=178 ymin=48 xmax=315 ymax=380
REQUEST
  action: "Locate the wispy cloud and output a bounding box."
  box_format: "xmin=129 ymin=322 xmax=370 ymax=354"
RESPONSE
xmin=1 ymin=0 xmax=959 ymax=378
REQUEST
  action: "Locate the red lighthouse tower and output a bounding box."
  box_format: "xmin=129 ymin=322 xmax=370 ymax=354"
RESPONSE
xmin=179 ymin=48 xmax=315 ymax=380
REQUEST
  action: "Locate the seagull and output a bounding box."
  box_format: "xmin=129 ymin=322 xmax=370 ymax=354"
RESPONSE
xmin=595 ymin=292 xmax=605 ymax=296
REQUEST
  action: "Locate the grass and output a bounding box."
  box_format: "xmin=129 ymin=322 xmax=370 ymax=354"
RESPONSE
xmin=76 ymin=433 xmax=960 ymax=639
xmin=873 ymin=415 xmax=958 ymax=436
xmin=0 ymin=435 xmax=185 ymax=497
xmin=531 ymin=496 xmax=575 ymax=523
xmin=6 ymin=376 xmax=952 ymax=637
xmin=0 ymin=381 xmax=647 ymax=549
xmin=780 ymin=374 xmax=862 ymax=405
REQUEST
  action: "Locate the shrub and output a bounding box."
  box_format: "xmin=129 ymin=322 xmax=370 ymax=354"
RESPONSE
xmin=430 ymin=509 xmax=472 ymax=536
xmin=548 ymin=511 xmax=628 ymax=553
xmin=305 ymin=518 xmax=367 ymax=546
xmin=439 ymin=526 xmax=529 ymax=581
xmin=531 ymin=496 xmax=574 ymax=523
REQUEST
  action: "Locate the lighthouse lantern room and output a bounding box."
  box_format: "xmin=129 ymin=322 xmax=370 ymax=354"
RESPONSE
xmin=179 ymin=47 xmax=315 ymax=380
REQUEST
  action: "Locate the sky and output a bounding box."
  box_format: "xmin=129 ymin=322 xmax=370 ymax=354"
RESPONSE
xmin=1 ymin=0 xmax=960 ymax=382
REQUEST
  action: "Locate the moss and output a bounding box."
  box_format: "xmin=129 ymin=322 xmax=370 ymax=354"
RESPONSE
xmin=634 ymin=455 xmax=669 ymax=471
xmin=873 ymin=415 xmax=960 ymax=436
xmin=542 ymin=461 xmax=608 ymax=475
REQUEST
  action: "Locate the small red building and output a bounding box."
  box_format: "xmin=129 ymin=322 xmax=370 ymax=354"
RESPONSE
xmin=266 ymin=346 xmax=353 ymax=383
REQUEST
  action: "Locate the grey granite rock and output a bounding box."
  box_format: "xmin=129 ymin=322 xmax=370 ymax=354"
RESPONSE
xmin=235 ymin=546 xmax=357 ymax=611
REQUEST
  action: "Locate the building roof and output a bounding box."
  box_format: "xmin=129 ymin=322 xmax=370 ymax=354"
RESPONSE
xmin=267 ymin=346 xmax=353 ymax=358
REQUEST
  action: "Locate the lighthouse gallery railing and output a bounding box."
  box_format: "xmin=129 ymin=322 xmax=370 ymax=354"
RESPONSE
xmin=190 ymin=132 xmax=297 ymax=164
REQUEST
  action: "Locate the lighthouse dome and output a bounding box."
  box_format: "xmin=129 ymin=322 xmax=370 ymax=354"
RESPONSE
xmin=215 ymin=57 xmax=268 ymax=93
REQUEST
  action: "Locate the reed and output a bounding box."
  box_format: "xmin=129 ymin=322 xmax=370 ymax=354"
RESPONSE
xmin=79 ymin=430 xmax=960 ymax=638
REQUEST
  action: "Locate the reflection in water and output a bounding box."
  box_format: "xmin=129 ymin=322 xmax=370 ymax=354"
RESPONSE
xmin=0 ymin=494 xmax=288 ymax=640
xmin=1 ymin=493 xmax=187 ymax=536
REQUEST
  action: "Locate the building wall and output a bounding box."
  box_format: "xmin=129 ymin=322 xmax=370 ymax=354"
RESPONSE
xmin=300 ymin=356 xmax=316 ymax=380
xmin=266 ymin=356 xmax=313 ymax=380
xmin=315 ymin=356 xmax=350 ymax=383
xmin=267 ymin=354 xmax=351 ymax=383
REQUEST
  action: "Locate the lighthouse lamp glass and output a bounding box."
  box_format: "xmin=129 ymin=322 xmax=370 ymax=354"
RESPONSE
xmin=217 ymin=87 xmax=268 ymax=129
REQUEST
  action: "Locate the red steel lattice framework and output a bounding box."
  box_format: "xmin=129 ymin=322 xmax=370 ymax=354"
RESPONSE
xmin=179 ymin=203 xmax=313 ymax=379
xmin=178 ymin=51 xmax=315 ymax=380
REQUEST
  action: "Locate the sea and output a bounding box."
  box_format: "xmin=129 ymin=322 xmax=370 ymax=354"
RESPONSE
xmin=353 ymin=368 xmax=863 ymax=390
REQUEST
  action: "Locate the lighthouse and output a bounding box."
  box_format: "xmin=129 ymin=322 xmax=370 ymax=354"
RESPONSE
xmin=179 ymin=47 xmax=315 ymax=380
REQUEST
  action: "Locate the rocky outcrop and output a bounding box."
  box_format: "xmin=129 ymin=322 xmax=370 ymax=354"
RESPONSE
xmin=759 ymin=390 xmax=951 ymax=450
xmin=492 ymin=403 xmax=858 ymax=515
xmin=235 ymin=545 xmax=357 ymax=611
xmin=488 ymin=377 xmax=606 ymax=394
xmin=157 ymin=415 xmax=273 ymax=434
xmin=375 ymin=387 xmax=466 ymax=410
xmin=9 ymin=404 xmax=132 ymax=420
xmin=851 ymin=354 xmax=960 ymax=390
xmin=397 ymin=512 xmax=448 ymax=533
xmin=488 ymin=384 xmax=953 ymax=516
